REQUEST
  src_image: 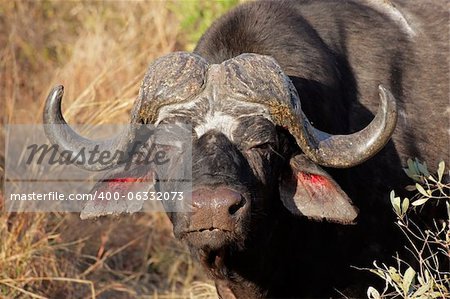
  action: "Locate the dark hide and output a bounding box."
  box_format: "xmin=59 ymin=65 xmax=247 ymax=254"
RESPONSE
xmin=186 ymin=0 xmax=449 ymax=298
xmin=81 ymin=0 xmax=449 ymax=298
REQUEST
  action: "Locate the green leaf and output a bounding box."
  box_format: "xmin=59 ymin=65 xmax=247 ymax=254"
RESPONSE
xmin=367 ymin=286 xmax=381 ymax=299
xmin=412 ymin=198 xmax=429 ymax=206
xmin=437 ymin=161 xmax=445 ymax=182
xmin=404 ymin=168 xmax=414 ymax=179
xmin=390 ymin=190 xmax=401 ymax=215
xmin=428 ymin=175 xmax=438 ymax=183
xmin=416 ymin=183 xmax=430 ymax=198
xmin=405 ymin=158 xmax=420 ymax=181
xmin=403 ymin=267 xmax=415 ymax=295
xmin=405 ymin=185 xmax=417 ymax=191
xmin=412 ymin=283 xmax=430 ymax=297
xmin=407 ymin=158 xmax=416 ymax=173
xmin=401 ymin=198 xmax=409 ymax=214
xmin=424 ymin=269 xmax=431 ymax=282
xmin=431 ymin=291 xmax=445 ymax=298
xmin=446 ymin=201 xmax=450 ymax=221
xmin=417 ymin=160 xmax=430 ymax=177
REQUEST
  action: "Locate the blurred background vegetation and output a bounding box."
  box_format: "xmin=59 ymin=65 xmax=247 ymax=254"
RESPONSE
xmin=1 ymin=1 xmax=447 ymax=299
xmin=0 ymin=1 xmax=240 ymax=298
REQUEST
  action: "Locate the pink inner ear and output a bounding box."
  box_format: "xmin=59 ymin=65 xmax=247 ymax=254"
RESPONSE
xmin=106 ymin=177 xmax=150 ymax=192
xmin=298 ymin=173 xmax=329 ymax=187
xmin=100 ymin=177 xmax=141 ymax=194
xmin=96 ymin=174 xmax=153 ymax=195
xmin=106 ymin=177 xmax=143 ymax=183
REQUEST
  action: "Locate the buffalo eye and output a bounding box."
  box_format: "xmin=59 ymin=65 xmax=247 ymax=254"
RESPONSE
xmin=247 ymin=141 xmax=276 ymax=152
xmin=245 ymin=141 xmax=281 ymax=162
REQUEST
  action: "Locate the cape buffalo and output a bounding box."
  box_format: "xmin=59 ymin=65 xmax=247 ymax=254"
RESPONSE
xmin=43 ymin=0 xmax=449 ymax=297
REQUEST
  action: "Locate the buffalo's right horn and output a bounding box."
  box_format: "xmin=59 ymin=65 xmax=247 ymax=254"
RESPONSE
xmin=43 ymin=53 xmax=208 ymax=171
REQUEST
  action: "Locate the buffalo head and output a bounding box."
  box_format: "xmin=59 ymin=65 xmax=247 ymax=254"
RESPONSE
xmin=43 ymin=52 xmax=397 ymax=278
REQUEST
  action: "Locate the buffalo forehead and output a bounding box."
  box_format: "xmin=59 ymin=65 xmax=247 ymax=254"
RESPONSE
xmin=137 ymin=52 xmax=209 ymax=123
xmin=155 ymin=54 xmax=293 ymax=139
xmin=221 ymin=53 xmax=293 ymax=106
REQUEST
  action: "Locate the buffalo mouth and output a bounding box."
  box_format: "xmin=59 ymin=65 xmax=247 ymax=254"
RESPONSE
xmin=183 ymin=228 xmax=233 ymax=251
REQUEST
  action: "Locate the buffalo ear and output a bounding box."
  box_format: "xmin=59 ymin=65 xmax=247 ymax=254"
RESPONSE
xmin=80 ymin=164 xmax=155 ymax=220
xmin=279 ymin=154 xmax=358 ymax=224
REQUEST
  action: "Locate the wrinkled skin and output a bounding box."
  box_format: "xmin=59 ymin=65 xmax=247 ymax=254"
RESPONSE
xmin=171 ymin=117 xmax=283 ymax=251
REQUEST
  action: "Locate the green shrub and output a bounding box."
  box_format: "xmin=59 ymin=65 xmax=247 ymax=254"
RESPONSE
xmin=367 ymin=159 xmax=449 ymax=299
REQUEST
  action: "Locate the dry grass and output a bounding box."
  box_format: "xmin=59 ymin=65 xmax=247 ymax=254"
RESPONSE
xmin=0 ymin=1 xmax=237 ymax=297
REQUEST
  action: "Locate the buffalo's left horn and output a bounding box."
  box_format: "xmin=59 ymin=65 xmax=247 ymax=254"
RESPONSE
xmin=43 ymin=85 xmax=137 ymax=171
xmin=220 ymin=54 xmax=397 ymax=169
xmin=270 ymin=85 xmax=397 ymax=168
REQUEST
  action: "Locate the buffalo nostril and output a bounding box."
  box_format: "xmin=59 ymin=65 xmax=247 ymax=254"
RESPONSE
xmin=228 ymin=196 xmax=246 ymax=215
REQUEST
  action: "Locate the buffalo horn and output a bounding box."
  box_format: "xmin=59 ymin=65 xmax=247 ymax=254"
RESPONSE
xmin=43 ymin=85 xmax=137 ymax=171
xmin=269 ymin=85 xmax=397 ymax=168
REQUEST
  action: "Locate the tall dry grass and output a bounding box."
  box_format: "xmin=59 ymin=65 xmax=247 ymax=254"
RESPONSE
xmin=0 ymin=1 xmax=237 ymax=297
